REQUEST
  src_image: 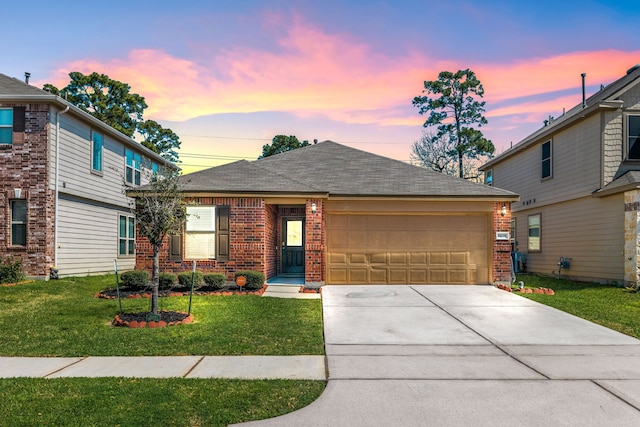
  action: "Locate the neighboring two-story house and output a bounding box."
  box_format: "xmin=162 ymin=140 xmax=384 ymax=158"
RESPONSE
xmin=0 ymin=73 xmax=174 ymax=279
xmin=480 ymin=65 xmax=640 ymax=286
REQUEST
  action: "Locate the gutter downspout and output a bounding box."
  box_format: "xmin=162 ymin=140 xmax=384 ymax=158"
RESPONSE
xmin=53 ymin=105 xmax=70 ymax=273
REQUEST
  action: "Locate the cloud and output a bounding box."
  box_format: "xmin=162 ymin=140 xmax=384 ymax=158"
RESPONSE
xmin=39 ymin=14 xmax=640 ymax=131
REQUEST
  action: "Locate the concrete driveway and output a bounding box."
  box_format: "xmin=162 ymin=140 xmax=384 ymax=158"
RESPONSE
xmin=234 ymin=285 xmax=640 ymax=426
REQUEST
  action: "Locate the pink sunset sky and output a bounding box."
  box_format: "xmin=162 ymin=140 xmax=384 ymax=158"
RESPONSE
xmin=3 ymin=0 xmax=640 ymax=173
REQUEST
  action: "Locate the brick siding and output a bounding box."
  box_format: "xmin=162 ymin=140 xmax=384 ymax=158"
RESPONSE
xmin=0 ymin=103 xmax=54 ymax=278
xmin=492 ymin=202 xmax=512 ymax=283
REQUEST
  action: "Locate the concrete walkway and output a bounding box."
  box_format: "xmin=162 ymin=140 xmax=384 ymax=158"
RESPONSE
xmin=233 ymin=285 xmax=640 ymax=426
xmin=0 ymin=355 xmax=326 ymax=380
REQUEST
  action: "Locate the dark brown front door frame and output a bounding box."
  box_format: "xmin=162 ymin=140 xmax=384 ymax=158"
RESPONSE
xmin=281 ymin=216 xmax=305 ymax=276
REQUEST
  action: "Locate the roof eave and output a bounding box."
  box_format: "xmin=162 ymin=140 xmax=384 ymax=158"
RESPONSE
xmin=1 ymin=94 xmax=177 ymax=170
xmin=481 ymin=100 xmax=623 ymax=171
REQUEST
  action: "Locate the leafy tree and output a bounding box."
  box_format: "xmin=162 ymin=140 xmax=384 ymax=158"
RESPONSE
xmin=138 ymin=119 xmax=181 ymax=164
xmin=125 ymin=169 xmax=187 ymax=315
xmin=44 ymin=72 xmax=181 ymax=161
xmin=411 ymin=132 xmax=488 ymax=182
xmin=412 ymin=69 xmax=494 ymax=178
xmin=259 ymin=135 xmax=310 ymax=158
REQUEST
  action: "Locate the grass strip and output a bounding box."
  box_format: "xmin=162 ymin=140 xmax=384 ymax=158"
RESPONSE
xmin=0 ymin=377 xmax=325 ymax=427
xmin=516 ymin=274 xmax=640 ymax=339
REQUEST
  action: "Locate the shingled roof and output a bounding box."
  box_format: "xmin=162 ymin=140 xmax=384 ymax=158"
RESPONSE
xmin=0 ymin=73 xmax=55 ymax=97
xmin=180 ymin=141 xmax=517 ymax=199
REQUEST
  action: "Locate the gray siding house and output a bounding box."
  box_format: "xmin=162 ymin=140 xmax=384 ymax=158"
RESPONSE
xmin=0 ymin=73 xmax=175 ymax=278
xmin=480 ymin=65 xmax=640 ymax=286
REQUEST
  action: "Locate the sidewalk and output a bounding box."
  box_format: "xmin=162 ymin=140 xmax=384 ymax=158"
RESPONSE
xmin=0 ymin=355 xmax=326 ymax=380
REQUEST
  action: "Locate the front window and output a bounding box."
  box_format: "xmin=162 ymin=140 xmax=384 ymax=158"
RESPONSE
xmin=628 ymin=115 xmax=640 ymax=160
xmin=484 ymin=169 xmax=493 ymax=186
xmin=10 ymin=199 xmax=27 ymax=246
xmin=528 ymin=214 xmax=541 ymax=252
xmin=510 ymin=218 xmax=517 ymax=251
xmin=92 ymin=131 xmax=103 ymax=172
xmin=125 ymin=149 xmax=141 ymax=185
xmin=0 ymin=108 xmax=13 ymax=145
xmin=118 ymin=215 xmax=135 ymax=256
xmin=185 ymin=206 xmax=216 ymax=259
xmin=541 ymin=140 xmax=552 ymax=179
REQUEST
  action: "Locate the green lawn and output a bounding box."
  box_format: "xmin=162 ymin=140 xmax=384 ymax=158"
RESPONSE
xmin=0 ymin=275 xmax=324 ymax=356
xmin=0 ymin=275 xmax=326 ymax=426
xmin=0 ymin=378 xmax=325 ymax=427
xmin=515 ymin=274 xmax=640 ymax=339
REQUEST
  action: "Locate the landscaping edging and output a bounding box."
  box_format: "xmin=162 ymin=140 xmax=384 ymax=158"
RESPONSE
xmin=300 ymin=286 xmax=322 ymax=294
xmin=496 ymin=283 xmax=555 ymax=295
xmin=96 ymin=285 xmax=267 ymax=299
xmin=0 ymin=280 xmax=33 ymax=287
xmin=112 ymin=311 xmax=194 ymax=328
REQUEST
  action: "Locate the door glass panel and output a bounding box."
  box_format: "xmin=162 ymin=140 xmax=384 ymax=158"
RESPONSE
xmin=286 ymin=220 xmax=303 ymax=247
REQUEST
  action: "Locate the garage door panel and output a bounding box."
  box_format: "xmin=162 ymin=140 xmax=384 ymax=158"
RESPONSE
xmin=389 ymin=253 xmax=407 ymax=265
xmin=370 ymin=253 xmax=387 ymax=264
xmin=326 ymin=214 xmax=489 ymax=285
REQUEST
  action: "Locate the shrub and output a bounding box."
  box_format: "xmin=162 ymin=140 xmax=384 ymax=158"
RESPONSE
xmin=203 ymin=273 xmax=227 ymax=290
xmin=120 ymin=270 xmax=149 ymax=290
xmin=178 ymin=271 xmax=204 ymax=289
xmin=159 ymin=272 xmax=178 ymax=289
xmin=234 ymin=271 xmax=265 ymax=291
xmin=0 ymin=256 xmax=25 ymax=284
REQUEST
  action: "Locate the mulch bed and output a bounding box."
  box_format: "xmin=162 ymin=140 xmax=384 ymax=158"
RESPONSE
xmin=112 ymin=311 xmax=193 ymax=328
xmin=0 ymin=280 xmax=33 ymax=287
xmin=300 ymin=286 xmax=322 ymax=294
xmin=496 ymin=283 xmax=555 ymax=295
xmin=96 ymin=284 xmax=267 ymax=299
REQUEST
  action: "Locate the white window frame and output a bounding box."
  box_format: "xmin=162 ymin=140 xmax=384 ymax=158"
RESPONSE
xmin=185 ymin=206 xmax=216 ymax=259
xmin=627 ymin=115 xmax=640 ymax=160
xmin=541 ymin=140 xmax=552 ymax=179
xmin=10 ymin=199 xmax=27 ymax=246
xmin=91 ymin=131 xmax=103 ymax=173
xmin=485 ymin=168 xmax=493 ymax=186
xmin=528 ymin=214 xmax=541 ymax=252
xmin=125 ymin=148 xmax=141 ymax=185
xmin=118 ymin=214 xmax=135 ymax=256
xmin=0 ymin=108 xmax=13 ymax=145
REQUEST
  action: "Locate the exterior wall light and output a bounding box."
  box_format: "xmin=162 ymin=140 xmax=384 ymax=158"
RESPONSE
xmin=501 ymin=204 xmax=507 ymax=217
xmin=311 ymin=202 xmax=317 ymax=214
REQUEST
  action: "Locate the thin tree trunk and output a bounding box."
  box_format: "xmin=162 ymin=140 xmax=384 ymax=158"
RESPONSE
xmin=151 ymin=244 xmax=160 ymax=315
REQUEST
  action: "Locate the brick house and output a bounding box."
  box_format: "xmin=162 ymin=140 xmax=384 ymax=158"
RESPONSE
xmin=0 ymin=73 xmax=174 ymax=279
xmin=480 ymin=65 xmax=640 ymax=285
xmin=137 ymin=141 xmax=518 ymax=285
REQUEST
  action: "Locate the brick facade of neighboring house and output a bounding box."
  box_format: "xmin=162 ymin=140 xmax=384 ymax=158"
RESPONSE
xmin=1 ymin=73 xmax=176 ymax=279
xmin=0 ymin=103 xmax=54 ymax=277
xmin=135 ymin=142 xmax=517 ymax=286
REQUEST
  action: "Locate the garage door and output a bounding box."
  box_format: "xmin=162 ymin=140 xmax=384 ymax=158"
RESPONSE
xmin=326 ymin=214 xmax=489 ymax=285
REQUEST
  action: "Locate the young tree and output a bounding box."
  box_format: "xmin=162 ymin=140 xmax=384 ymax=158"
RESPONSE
xmin=259 ymin=135 xmax=310 ymax=158
xmin=125 ymin=169 xmax=187 ymax=315
xmin=44 ymin=72 xmax=181 ymax=161
xmin=412 ymin=69 xmax=494 ymax=178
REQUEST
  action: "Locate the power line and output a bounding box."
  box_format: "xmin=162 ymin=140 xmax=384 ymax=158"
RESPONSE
xmin=178 ymin=134 xmax=413 ymax=145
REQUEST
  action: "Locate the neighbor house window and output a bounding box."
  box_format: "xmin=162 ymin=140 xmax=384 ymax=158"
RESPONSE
xmin=628 ymin=115 xmax=640 ymax=160
xmin=528 ymin=214 xmax=541 ymax=252
xmin=0 ymin=108 xmax=13 ymax=145
xmin=10 ymin=199 xmax=27 ymax=246
xmin=152 ymin=162 xmax=159 ymax=174
xmin=125 ymin=149 xmax=141 ymax=185
xmin=541 ymin=140 xmax=552 ymax=179
xmin=91 ymin=131 xmax=103 ymax=172
xmin=485 ymin=169 xmax=493 ymax=186
xmin=118 ymin=215 xmax=135 ymax=256
xmin=185 ymin=206 xmax=216 ymax=259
